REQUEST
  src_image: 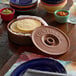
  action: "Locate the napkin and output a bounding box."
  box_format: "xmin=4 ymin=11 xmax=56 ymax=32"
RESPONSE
xmin=4 ymin=52 xmax=76 ymax=76
xmin=23 ymin=69 xmax=67 ymax=76
xmin=67 ymin=17 xmax=76 ymax=24
xmin=0 ymin=0 xmax=9 ymax=4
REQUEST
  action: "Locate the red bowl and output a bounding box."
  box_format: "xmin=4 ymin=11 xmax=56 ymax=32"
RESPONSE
xmin=0 ymin=8 xmax=15 ymax=22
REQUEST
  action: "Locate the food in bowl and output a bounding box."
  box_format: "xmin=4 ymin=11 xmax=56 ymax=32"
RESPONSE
xmin=57 ymin=11 xmax=68 ymax=16
xmin=2 ymin=9 xmax=13 ymax=15
xmin=0 ymin=8 xmax=15 ymax=21
xmin=7 ymin=17 xmax=46 ymax=45
xmin=54 ymin=10 xmax=69 ymax=23
xmin=10 ymin=18 xmax=41 ymax=34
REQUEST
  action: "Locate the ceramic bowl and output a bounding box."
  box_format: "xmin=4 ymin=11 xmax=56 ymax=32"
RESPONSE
xmin=41 ymin=0 xmax=67 ymax=13
xmin=10 ymin=0 xmax=37 ymax=6
xmin=0 ymin=8 xmax=15 ymax=21
xmin=10 ymin=2 xmax=37 ymax=12
xmin=54 ymin=9 xmax=69 ymax=23
xmin=41 ymin=0 xmax=64 ymax=4
xmin=10 ymin=1 xmax=38 ymax=12
xmin=11 ymin=58 xmax=67 ymax=76
xmin=7 ymin=16 xmax=48 ymax=45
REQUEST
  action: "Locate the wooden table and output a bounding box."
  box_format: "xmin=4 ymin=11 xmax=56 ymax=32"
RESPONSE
xmin=0 ymin=0 xmax=76 ymax=75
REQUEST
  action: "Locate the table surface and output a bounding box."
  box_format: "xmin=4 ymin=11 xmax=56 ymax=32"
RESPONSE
xmin=0 ymin=0 xmax=76 ymax=75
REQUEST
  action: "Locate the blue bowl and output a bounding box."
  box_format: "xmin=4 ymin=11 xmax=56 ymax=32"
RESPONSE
xmin=10 ymin=0 xmax=37 ymax=6
xmin=11 ymin=58 xmax=67 ymax=76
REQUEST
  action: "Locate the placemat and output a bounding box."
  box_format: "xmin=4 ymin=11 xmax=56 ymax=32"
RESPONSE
xmin=5 ymin=52 xmax=76 ymax=76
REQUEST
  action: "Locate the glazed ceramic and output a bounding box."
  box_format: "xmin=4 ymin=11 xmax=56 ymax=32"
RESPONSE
xmin=54 ymin=9 xmax=69 ymax=23
xmin=41 ymin=0 xmax=67 ymax=13
xmin=10 ymin=0 xmax=37 ymax=6
xmin=10 ymin=2 xmax=37 ymax=12
xmin=0 ymin=8 xmax=15 ymax=21
xmin=10 ymin=0 xmax=38 ymax=12
xmin=11 ymin=58 xmax=67 ymax=76
xmin=41 ymin=0 xmax=64 ymax=4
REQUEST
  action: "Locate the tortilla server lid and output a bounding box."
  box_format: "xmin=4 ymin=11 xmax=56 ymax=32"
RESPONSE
xmin=32 ymin=26 xmax=70 ymax=55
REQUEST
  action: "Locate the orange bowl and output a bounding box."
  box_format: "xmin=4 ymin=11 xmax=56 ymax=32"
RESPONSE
xmin=41 ymin=0 xmax=67 ymax=13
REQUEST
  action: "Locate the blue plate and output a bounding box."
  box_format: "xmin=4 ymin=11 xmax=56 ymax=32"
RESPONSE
xmin=10 ymin=0 xmax=37 ymax=6
xmin=11 ymin=58 xmax=67 ymax=76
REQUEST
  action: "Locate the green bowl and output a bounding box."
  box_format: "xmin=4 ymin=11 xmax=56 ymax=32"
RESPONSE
xmin=54 ymin=9 xmax=69 ymax=23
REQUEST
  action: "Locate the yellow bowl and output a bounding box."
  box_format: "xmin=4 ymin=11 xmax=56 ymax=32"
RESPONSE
xmin=41 ymin=0 xmax=67 ymax=13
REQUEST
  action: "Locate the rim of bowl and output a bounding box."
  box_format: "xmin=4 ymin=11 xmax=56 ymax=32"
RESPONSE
xmin=41 ymin=0 xmax=67 ymax=6
xmin=0 ymin=8 xmax=15 ymax=15
xmin=10 ymin=4 xmax=37 ymax=12
xmin=10 ymin=1 xmax=38 ymax=7
xmin=54 ymin=9 xmax=70 ymax=17
xmin=10 ymin=0 xmax=38 ymax=6
xmin=12 ymin=7 xmax=36 ymax=12
xmin=10 ymin=2 xmax=37 ymax=8
xmin=41 ymin=0 xmax=64 ymax=4
xmin=7 ymin=17 xmax=45 ymax=36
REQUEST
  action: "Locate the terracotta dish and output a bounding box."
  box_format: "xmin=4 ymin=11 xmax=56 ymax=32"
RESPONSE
xmin=32 ymin=26 xmax=70 ymax=55
xmin=7 ymin=17 xmax=47 ymax=45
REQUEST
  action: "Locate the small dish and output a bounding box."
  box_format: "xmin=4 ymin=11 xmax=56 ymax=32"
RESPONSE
xmin=54 ymin=9 xmax=69 ymax=23
xmin=11 ymin=58 xmax=67 ymax=76
xmin=0 ymin=8 xmax=15 ymax=21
